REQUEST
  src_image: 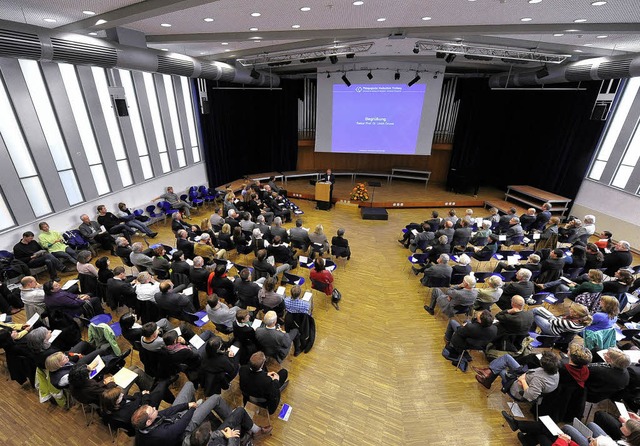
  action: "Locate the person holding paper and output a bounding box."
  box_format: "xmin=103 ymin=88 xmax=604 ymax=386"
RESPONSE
xmin=423 ymin=274 xmax=477 ymax=317
xmin=586 ymin=410 xmax=640 ymax=444
xmin=20 ymin=276 xmax=46 ymax=319
xmin=443 ymin=310 xmax=497 ymax=360
xmin=162 ymin=328 xmax=214 ymax=373
xmin=289 ymin=219 xmax=310 ymax=252
xmin=256 ymin=311 xmax=298 ymax=362
xmin=473 ymin=275 xmax=504 ymax=310
xmin=43 ymin=280 xmax=103 ymax=318
xmin=586 ymin=348 xmax=631 ymax=404
xmin=38 ymin=222 xmax=78 ymax=265
xmin=155 ymin=280 xmax=195 ymax=314
xmin=468 ymin=233 xmax=499 ymax=261
xmin=533 ymin=302 xmax=593 ymax=336
xmin=188 ymin=411 xmax=273 ymax=446
xmin=535 ymin=216 xmax=560 ymax=251
xmin=206 ymin=294 xmax=240 ymax=331
xmin=199 ymin=336 xmax=240 ymax=395
xmin=239 ymin=351 xmax=289 ymax=414
xmin=253 ymin=250 xmax=289 ymax=283
xmin=493 ymin=253 xmax=542 ymax=275
xmin=496 ymin=269 xmax=535 ymax=310
xmin=79 ymin=214 xmax=117 ymax=254
xmin=207 ymin=264 xmax=236 ymax=304
xmin=257 ymin=276 xmax=286 ymax=318
xmin=267 ymin=236 xmax=296 ymax=272
xmin=233 ymin=268 xmax=262 ymax=309
xmin=536 ymin=268 xmax=604 ymax=295
xmin=13 ymin=231 xmax=69 ymax=282
xmin=284 ymin=285 xmax=311 ymax=315
xmin=233 ymin=310 xmax=259 ymax=365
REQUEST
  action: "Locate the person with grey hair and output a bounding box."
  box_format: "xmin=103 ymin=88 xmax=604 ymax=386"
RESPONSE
xmin=130 ymin=242 xmax=155 ymax=273
xmin=474 ymin=275 xmax=503 ymax=309
xmin=270 ymin=217 xmax=288 ymax=243
xmin=135 ymin=271 xmax=159 ymax=302
xmin=254 ymin=214 xmax=271 ymax=239
xmin=470 ymin=220 xmax=493 ymax=246
xmin=189 ymin=256 xmax=210 ymax=292
xmin=424 ymin=274 xmax=477 ymax=317
xmin=602 ymin=240 xmax=633 ymax=276
xmin=493 ymin=253 xmax=542 ymax=274
xmin=519 ymin=208 xmax=537 ymax=232
xmin=331 ymin=228 xmax=351 ymax=260
xmin=176 ymin=229 xmax=196 ymax=260
xmin=209 ymin=207 xmax=225 ymax=229
xmin=172 ymin=211 xmax=199 ymax=239
xmin=255 ymin=310 xmax=299 ymax=361
xmin=504 ymin=216 xmax=524 ymax=246
xmin=496 ymin=268 xmax=535 ymax=310
xmin=587 ymin=348 xmax=630 ymax=403
xmin=153 ymin=186 xmax=193 ymax=218
xmin=289 ymin=219 xmax=310 ymax=252
xmin=239 ymin=212 xmax=255 ymax=232
xmin=78 ymin=213 xmax=116 ymax=254
xmin=583 ymin=214 xmax=596 ymax=235
xmin=194 ymin=232 xmax=226 ymax=261
xmin=419 ymin=253 xmax=453 ymax=286
xmin=76 ymin=250 xmax=98 ymax=277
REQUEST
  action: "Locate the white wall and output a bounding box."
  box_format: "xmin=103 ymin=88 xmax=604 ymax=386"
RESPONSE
xmin=572 ymin=179 xmax=640 ymax=248
xmin=0 ymin=162 xmax=207 ymax=248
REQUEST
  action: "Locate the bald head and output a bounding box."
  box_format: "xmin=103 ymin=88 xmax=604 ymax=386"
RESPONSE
xmin=512 ymin=295 xmax=525 ymax=310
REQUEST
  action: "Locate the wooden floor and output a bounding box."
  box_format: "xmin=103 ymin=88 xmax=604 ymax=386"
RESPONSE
xmin=1 ymin=183 xmax=539 ymax=446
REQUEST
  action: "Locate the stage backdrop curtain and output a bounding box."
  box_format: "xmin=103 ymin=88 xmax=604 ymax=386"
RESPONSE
xmin=199 ymin=79 xmax=301 ymax=187
xmin=449 ymin=78 xmax=606 ymax=200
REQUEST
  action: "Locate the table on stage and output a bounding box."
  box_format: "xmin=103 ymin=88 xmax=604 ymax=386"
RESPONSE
xmin=315 ymin=181 xmax=331 ymax=210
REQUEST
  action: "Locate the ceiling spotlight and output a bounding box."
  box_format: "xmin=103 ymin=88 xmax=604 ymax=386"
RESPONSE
xmin=574 ymin=18 xmax=587 ymax=23
xmin=329 ymin=55 xmax=338 ymax=64
xmin=444 ymin=53 xmax=456 ymax=63
xmin=535 ymin=65 xmax=549 ymax=79
xmin=161 ymin=23 xmax=172 ymax=27
xmin=421 ymin=16 xmax=432 ymax=21
xmin=436 ymin=52 xmax=445 ymax=59
xmin=251 ymin=12 xmax=261 ymax=17
xmin=250 ymin=67 xmax=260 ymax=79
xmin=433 ymin=72 xmax=438 ymax=79
xmin=82 ymin=10 xmax=96 ymax=15
xmin=346 ymin=53 xmax=355 ymax=59
xmin=367 ymin=71 xmax=373 ymax=80
xmin=413 ymin=44 xmax=420 ymax=54
xmin=291 ymin=24 xmax=301 ymax=28
xmin=394 ymin=70 xmax=400 ymax=80
xmin=300 ymin=7 xmax=311 ymax=11
xmin=95 ymin=19 xmax=107 ymax=25
xmin=204 ymin=17 xmax=214 ymax=22
xmin=528 ymin=0 xmax=542 ymax=3
xmin=341 ymin=73 xmax=351 ymax=87
xmin=327 ymin=72 xmax=331 ymax=78
xmin=43 ymin=18 xmax=57 ymax=23
xmin=408 ymin=73 xmax=421 ymax=87
xmin=88 ymin=32 xmax=98 ymax=36
xmin=353 ymin=1 xmax=364 ymax=5
xmin=591 ymin=1 xmax=607 ymax=4
xmin=553 ymin=33 xmax=564 ymax=37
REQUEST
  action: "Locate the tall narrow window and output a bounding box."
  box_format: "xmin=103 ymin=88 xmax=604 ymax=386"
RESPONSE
xmin=19 ymin=59 xmax=83 ymax=205
xmin=180 ymin=76 xmax=200 ymax=163
xmin=0 ymin=75 xmax=52 ymax=217
xmin=0 ymin=187 xmax=15 ymax=230
xmin=58 ymin=63 xmax=110 ymax=195
xmin=163 ymin=74 xmax=186 ymax=167
xmin=611 ymin=119 xmax=640 ymax=189
xmin=143 ymin=72 xmax=171 ymax=173
xmin=92 ymin=66 xmax=133 ymax=186
xmin=119 ymin=69 xmax=153 ymax=179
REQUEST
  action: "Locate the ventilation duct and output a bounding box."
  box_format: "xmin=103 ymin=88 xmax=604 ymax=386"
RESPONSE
xmin=0 ymin=19 xmax=278 ymax=87
xmin=489 ymin=53 xmax=640 ymax=88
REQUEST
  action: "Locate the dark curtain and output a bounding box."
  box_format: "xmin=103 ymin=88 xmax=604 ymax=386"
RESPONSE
xmin=199 ymin=79 xmax=302 ymax=187
xmin=449 ymin=78 xmax=606 ymax=200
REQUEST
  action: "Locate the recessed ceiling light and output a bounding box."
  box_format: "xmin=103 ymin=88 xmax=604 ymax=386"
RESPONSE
xmin=292 ymin=24 xmax=300 ymax=28
xmin=221 ymin=42 xmax=228 ymax=45
xmin=249 ymin=27 xmax=258 ymax=31
xmin=254 ymin=40 xmax=262 ymax=43
xmin=161 ymin=23 xmax=171 ymax=27
xmin=200 ymin=52 xmax=205 ymax=54
xmin=249 ymin=36 xmax=262 ymax=39
xmin=43 ymin=18 xmax=57 ymax=23
xmin=251 ymin=12 xmax=261 ymax=17
xmin=377 ymin=17 xmax=386 ymax=22
xmin=88 ymin=32 xmax=98 ymax=36
xmin=584 ymin=43 xmax=593 ymax=46
xmin=224 ymin=49 xmax=231 ymax=52
xmin=468 ymin=0 xmax=477 ymax=2
xmin=565 ymin=29 xmax=579 ymax=32
xmin=300 ymin=7 xmax=311 ymax=11
xmin=204 ymin=18 xmax=214 ymax=22
xmin=353 ymin=1 xmax=364 ymax=5
xmin=574 ymin=49 xmax=583 ymax=52
xmin=520 ymin=17 xmax=533 ymax=22
xmin=591 ymin=1 xmax=607 ymax=5
xmin=574 ymin=18 xmax=587 ymax=23
xmin=161 ymin=48 xmax=168 ymax=51
xmin=528 ymin=0 xmax=542 ymax=3
xmin=421 ymin=16 xmax=432 ymax=21
xmin=553 ymin=33 xmax=564 ymax=37
xmin=596 ymin=35 xmax=608 ymax=38
xmin=95 ymin=19 xmax=107 ymax=25
xmin=82 ymin=10 xmax=96 ymax=15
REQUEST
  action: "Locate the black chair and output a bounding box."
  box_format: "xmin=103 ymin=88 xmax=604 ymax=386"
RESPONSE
xmin=242 ymin=393 xmax=273 ymax=425
xmin=450 ymin=273 xmax=465 ymax=286
xmin=138 ymin=300 xmax=164 ymax=324
xmin=78 ymin=273 xmax=98 ymax=295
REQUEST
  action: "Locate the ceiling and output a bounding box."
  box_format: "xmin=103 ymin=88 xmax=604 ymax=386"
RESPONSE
xmin=2 ymin=0 xmax=640 ymax=75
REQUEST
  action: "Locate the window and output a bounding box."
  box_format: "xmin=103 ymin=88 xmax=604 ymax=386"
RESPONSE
xmin=143 ymin=72 xmax=171 ymax=173
xmin=59 ymin=63 xmax=111 ymax=195
xmin=0 ymin=188 xmax=14 ymax=230
xmin=119 ymin=69 xmax=153 ymax=179
xmin=180 ymin=76 xmax=200 ymax=163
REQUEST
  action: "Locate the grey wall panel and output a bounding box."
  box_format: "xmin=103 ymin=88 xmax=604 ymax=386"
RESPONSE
xmin=153 ymin=73 xmax=179 ymax=169
xmin=132 ymin=70 xmax=163 ymax=175
xmin=173 ymin=75 xmax=194 ymax=165
xmin=40 ymin=61 xmax=98 ymax=200
xmin=0 ymin=133 xmax=35 ymax=224
xmin=1 ymin=58 xmax=69 ymax=210
xmin=77 ymin=65 xmax=123 ymax=191
xmin=110 ymin=69 xmax=144 ymax=184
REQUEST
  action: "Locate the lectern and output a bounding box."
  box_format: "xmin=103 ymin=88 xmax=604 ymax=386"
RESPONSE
xmin=315 ymin=181 xmax=331 ymax=210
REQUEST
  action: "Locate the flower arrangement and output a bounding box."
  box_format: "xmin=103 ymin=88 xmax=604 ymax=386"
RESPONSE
xmin=350 ymin=183 xmax=369 ymax=201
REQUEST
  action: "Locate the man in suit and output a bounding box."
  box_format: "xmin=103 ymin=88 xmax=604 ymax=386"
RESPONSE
xmin=130 ymin=242 xmax=155 ymax=274
xmin=451 ymin=219 xmax=473 ymax=248
xmin=424 ymin=274 xmax=478 ymax=317
xmin=254 ymin=215 xmax=272 ymax=241
xmin=78 ymin=214 xmax=116 ymax=253
xmin=602 ymin=240 xmax=633 ymax=277
xmin=320 ymin=168 xmax=336 ymax=205
xmin=176 ymin=229 xmax=196 ymax=259
xmin=97 ymin=204 xmax=136 ymax=243
xmin=155 ymin=280 xmax=194 ymax=314
xmin=255 ymin=310 xmax=298 ymax=361
xmin=189 ymin=257 xmax=210 ymax=292
xmin=496 ymin=268 xmax=535 ymax=310
xmin=234 ymin=268 xmax=262 ymax=309
xmin=289 ymin=219 xmax=310 ymax=252
xmin=470 ymin=233 xmax=499 ymax=261
xmin=497 ymin=207 xmax=517 ymax=234
xmin=427 ymin=210 xmax=444 ymax=232
xmin=172 ymin=212 xmax=197 ymax=239
xmin=331 ymin=228 xmax=351 ymax=259
xmin=435 ymin=220 xmax=455 ymax=246
xmin=107 ymin=266 xmax=137 ymax=308
xmin=239 ymin=351 xmax=289 ymax=414
xmin=504 ymin=216 xmax=524 ymax=246
xmin=532 ymin=202 xmax=552 ymax=231
xmin=419 ymin=254 xmax=453 ymax=286
xmin=267 ymin=236 xmax=296 ymax=270
xmin=444 ymin=309 xmax=498 ymax=358
xmin=494 ymin=253 xmax=541 ymax=274
xmin=537 ymin=248 xmax=566 ymax=284
xmin=494 ymin=295 xmax=534 ymax=340
xmin=520 ymin=208 xmax=537 ymax=232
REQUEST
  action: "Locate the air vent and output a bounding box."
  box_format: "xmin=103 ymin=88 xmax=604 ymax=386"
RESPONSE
xmin=565 ymin=64 xmax=594 ymax=82
xmin=0 ymin=29 xmax=41 ymax=59
xmin=199 ymin=63 xmax=221 ymax=80
xmin=218 ymin=65 xmax=236 ymax=82
xmin=51 ymin=37 xmax=117 ymax=67
xmin=157 ymin=55 xmax=194 ymax=77
xmin=597 ymin=59 xmax=632 ymax=79
xmin=517 ymin=71 xmax=539 ymax=85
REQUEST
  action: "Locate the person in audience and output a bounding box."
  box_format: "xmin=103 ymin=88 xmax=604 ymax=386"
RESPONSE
xmin=470 ymin=220 xmax=492 ymax=246
xmin=45 ymin=350 xmax=108 ymax=389
xmin=224 ymin=209 xmax=241 ymax=231
xmin=585 ymin=295 xmax=619 ymax=332
xmin=43 ymin=280 xmax=103 ymax=317
xmin=140 ymin=320 xmax=174 ymax=352
xmin=162 ymin=328 xmax=213 ymax=373
xmin=20 ymin=275 xmax=46 ymax=317
xmin=131 ymin=382 xmax=233 ymax=446
xmin=95 ymin=256 xmax=114 ymax=283
xmin=473 ymin=350 xmax=562 ymax=402
xmin=188 ymin=411 xmax=272 ymax=446
xmin=239 ymin=351 xmax=289 ymax=414
xmin=267 ymin=236 xmax=296 ymax=272
xmin=265 ymin=191 xmax=291 ymax=223
xmin=116 ymin=202 xmax=158 ymax=238
xmin=497 ymin=207 xmax=517 ymax=234
xmin=309 ymin=257 xmax=334 ymax=296
xmin=537 ymin=248 xmax=566 ymax=284
xmin=246 ymin=193 xmax=273 ymax=224
xmin=97 ymin=204 xmax=136 ymax=243
xmin=503 ymin=216 xmax=524 ymax=245
xmin=269 ymin=217 xmax=288 ymax=243
xmin=424 ymin=274 xmax=477 ymax=317
xmin=258 ymin=276 xmax=286 ymax=317
xmin=150 ymin=245 xmax=171 ymax=279
xmin=602 ymin=240 xmax=633 ymax=277
xmin=256 ymin=310 xmax=299 ymax=360
xmin=563 ymin=245 xmax=587 ymax=272
xmin=331 ymin=228 xmax=351 ymax=260
xmin=254 ymin=215 xmax=271 ymax=240
xmin=154 ymin=186 xmax=193 ymax=218
xmin=520 ymin=208 xmax=537 ymax=232
xmin=207 ymin=264 xmax=235 ymax=304
xmin=172 ymin=212 xmax=198 ymax=239
xmin=494 ymin=295 xmax=535 ymax=342
xmin=587 ymin=348 xmax=631 ymax=403
xmin=252 ymin=249 xmax=283 ymax=281
xmin=130 ymin=242 xmax=154 ymax=273
xmin=285 ymin=285 xmax=311 ymax=315
xmin=234 ymin=268 xmax=262 ymax=309
xmin=435 ymin=221 xmax=455 ymax=247
xmin=233 ymin=310 xmax=258 ymax=364
xmin=0 ymin=282 xmax=24 ymax=315
xmin=68 ymin=362 xmax=118 ymax=405
xmin=223 ymin=195 xmax=238 ymax=217
xmin=533 ymin=202 xmax=553 ymax=231
xmin=497 ymin=269 xmax=535 ymax=309
xmin=418 ymin=253 xmax=453 ymax=286
xmin=170 ymin=250 xmax=191 ymax=277
xmin=558 ymin=218 xmax=584 ymax=245
xmin=233 ymin=225 xmax=251 ymax=254
xmin=585 ymin=242 xmax=605 ymax=270
xmin=155 ymin=280 xmax=194 ymax=314
xmin=176 ymin=229 xmax=196 ymax=259
xmin=602 ymin=268 xmax=634 ymax=294
xmin=486 ymin=207 xmax=500 ymax=225
xmin=38 ymin=221 xmax=77 ymax=264
xmin=494 ymin=253 xmax=541 ymax=274
xmin=107 ymin=266 xmax=137 ymax=309
xmin=451 ymin=219 xmax=472 ymax=249
xmin=199 ymin=336 xmax=240 ymax=393
xmin=533 ymin=302 xmax=593 ymax=336
xmin=595 ymin=230 xmax=614 ymax=252
xmin=444 ymin=209 xmax=459 ymax=227
xmin=13 ymin=231 xmax=68 ymax=282
xmin=535 ymin=216 xmax=560 ymax=251
xmin=444 ymin=310 xmax=497 ymax=359
xmin=189 ymin=257 xmax=210 ymax=292
xmin=206 ymin=294 xmax=240 ymax=331
xmin=209 ymin=207 xmax=225 ymax=229
xmin=470 ymin=233 xmax=499 ymax=261
xmin=249 ymin=228 xmax=268 ymax=256
xmin=537 ymin=268 xmax=604 ymax=295
xmin=409 ymin=222 xmax=435 ymax=252
xmin=115 ymin=236 xmax=133 ymax=259
xmin=217 ymin=223 xmax=235 ymax=250
xmin=79 ymin=214 xmax=117 ymax=254
xmin=308 ymin=224 xmax=329 ymax=257
xmin=76 ymin=249 xmax=98 ymax=278
xmin=289 ymin=219 xmax=310 ymax=252
xmin=136 ymin=272 xmax=160 ymax=303
xmin=586 ymin=410 xmax=640 ymax=444
xmin=452 ymin=254 xmax=472 ymax=276
xmin=474 ymin=275 xmax=503 ymax=310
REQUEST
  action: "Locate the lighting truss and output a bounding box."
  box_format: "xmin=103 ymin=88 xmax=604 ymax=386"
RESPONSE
xmin=237 ymin=42 xmax=374 ymax=67
xmin=417 ymin=40 xmax=570 ymax=64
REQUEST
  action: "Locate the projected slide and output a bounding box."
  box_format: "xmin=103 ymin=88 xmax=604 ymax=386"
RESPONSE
xmin=331 ymin=84 xmax=426 ymax=154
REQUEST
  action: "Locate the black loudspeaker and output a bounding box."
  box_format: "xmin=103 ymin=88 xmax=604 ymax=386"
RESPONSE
xmin=114 ymin=98 xmax=129 ymax=117
xmin=368 ymin=181 xmax=382 ymax=188
xmin=201 ymin=99 xmax=210 ymax=115
xmin=361 ymin=208 xmax=388 ymax=220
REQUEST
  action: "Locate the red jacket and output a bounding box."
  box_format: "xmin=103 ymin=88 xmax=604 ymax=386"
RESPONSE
xmin=310 ymin=269 xmax=334 ymax=295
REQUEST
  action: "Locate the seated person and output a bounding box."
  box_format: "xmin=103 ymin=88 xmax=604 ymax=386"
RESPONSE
xmin=151 ymin=245 xmax=171 ymax=280
xmin=284 ymin=285 xmax=311 ymax=315
xmin=257 ymin=276 xmax=285 ymax=317
xmin=424 ymin=274 xmax=477 ymax=317
xmin=249 ymin=228 xmax=268 ymax=256
xmin=162 ymin=328 xmax=214 ymax=374
xmin=417 ymin=253 xmax=453 ymax=286
xmin=233 ymin=268 xmax=261 ymax=309
xmin=217 ymin=224 xmax=235 ymax=250
xmin=0 ymin=281 xmax=24 ymax=315
xmin=585 ymin=295 xmax=618 ymax=332
xmin=154 ymin=186 xmax=193 ymax=217
xmin=468 ymin=233 xmax=499 ymax=261
xmin=198 ymin=336 xmax=240 ymax=395
xmin=494 ymin=253 xmax=541 ymax=274
xmin=496 ymin=269 xmax=535 ymax=310
xmin=140 ymin=320 xmax=174 ymax=352
xmin=114 ymin=237 xmax=133 ymax=261
xmin=256 ymin=310 xmax=298 ymax=361
xmin=78 ymin=214 xmax=117 ymax=253
xmin=520 ymin=208 xmax=537 ymax=232
xmin=533 ymin=302 xmax=593 ymax=336
xmin=289 ymin=219 xmax=310 ymax=251
xmin=409 ymin=223 xmax=435 ymax=253
xmin=585 ymin=242 xmax=605 ymax=270
xmin=170 ymin=250 xmax=191 ymax=277
xmin=602 ymin=268 xmax=634 ymax=295
xmin=493 ymin=295 xmax=534 ymax=347
xmin=331 ymin=228 xmax=351 ymax=259
xmin=176 ymin=230 xmax=196 ymax=259
xmin=504 ymin=216 xmax=524 ymax=246
xmin=451 ymin=219 xmax=472 ymax=248
xmin=13 ymin=231 xmax=67 ymax=282
xmin=76 ymin=249 xmax=98 ymax=277
xmin=97 ymin=204 xmax=136 ymax=243
xmin=206 ymin=294 xmax=240 ymax=331
xmin=154 ymin=280 xmax=194 ymax=314
xmin=473 ymin=275 xmax=503 ymax=310
xmin=207 ymin=264 xmax=235 ymax=304
xmin=233 ymin=310 xmax=258 ymax=365
xmin=537 ymin=268 xmax=604 ymax=295
xmin=68 ymin=362 xmax=118 ymax=405
xmin=308 ymin=224 xmax=329 ymax=258
xmin=309 ymin=257 xmax=334 ymax=296
xmin=269 ymin=217 xmax=288 ymax=244
xmin=130 ymin=242 xmax=154 ymax=273
xmin=563 ymin=245 xmax=587 ymax=272
xmin=426 ymin=234 xmax=452 ymax=264
xmin=537 ymin=248 xmax=567 ymax=284
xmin=96 ymin=256 xmax=114 ymax=283
xmin=116 ymin=202 xmax=157 ymax=238
xmin=586 ymin=347 xmax=631 ymax=403
xmin=43 ymin=280 xmax=103 ymax=318
xmin=45 ymin=350 xmax=112 ymax=389
xmin=232 ymin=226 xmax=251 ymax=254
xmin=239 ymin=351 xmax=288 ymax=414
xmin=135 ymin=272 xmax=160 ymax=303
xmin=443 ymin=309 xmax=497 ymax=359
xmin=188 ymin=411 xmax=272 ymax=446
xmin=189 ymin=257 xmax=211 ymax=292
xmin=107 ymin=266 xmax=137 ymax=309
xmin=452 ymin=254 xmax=472 ymax=276
xmin=20 ymin=275 xmax=46 ymax=318
xmin=252 ymin=249 xmax=287 ymax=281
xmin=194 ymin=233 xmax=226 ymax=262
xmin=473 ymin=350 xmax=562 ymax=402
xmin=469 ymin=220 xmax=492 ymax=247
xmin=585 ymin=410 xmax=640 ymax=444
xmin=38 ymin=221 xmax=78 ymax=265
xmin=267 ymin=236 xmax=296 ymax=271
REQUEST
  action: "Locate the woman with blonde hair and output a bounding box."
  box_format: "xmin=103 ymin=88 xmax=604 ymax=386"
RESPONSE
xmin=533 ymin=302 xmax=592 ymax=336
xmin=309 ymin=224 xmax=329 ymax=258
xmin=586 ymin=295 xmax=619 ymax=332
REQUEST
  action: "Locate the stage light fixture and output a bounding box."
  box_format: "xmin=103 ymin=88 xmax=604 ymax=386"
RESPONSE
xmin=346 ymin=53 xmax=355 ymax=59
xmin=367 ymin=71 xmax=373 ymax=80
xmin=407 ymin=72 xmax=421 ymax=87
xmin=444 ymin=53 xmax=456 ymax=63
xmin=394 ymin=70 xmax=400 ymax=80
xmin=329 ymin=55 xmax=338 ymax=64
xmin=433 ymin=72 xmax=438 ymax=79
xmin=250 ymin=67 xmax=260 ymax=79
xmin=436 ymin=52 xmax=446 ymax=59
xmin=535 ymin=65 xmax=549 ymax=79
xmin=413 ymin=44 xmax=420 ymax=54
xmin=341 ymin=73 xmax=351 ymax=87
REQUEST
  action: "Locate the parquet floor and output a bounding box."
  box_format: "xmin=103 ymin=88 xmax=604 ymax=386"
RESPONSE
xmin=0 ymin=183 xmax=546 ymax=446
